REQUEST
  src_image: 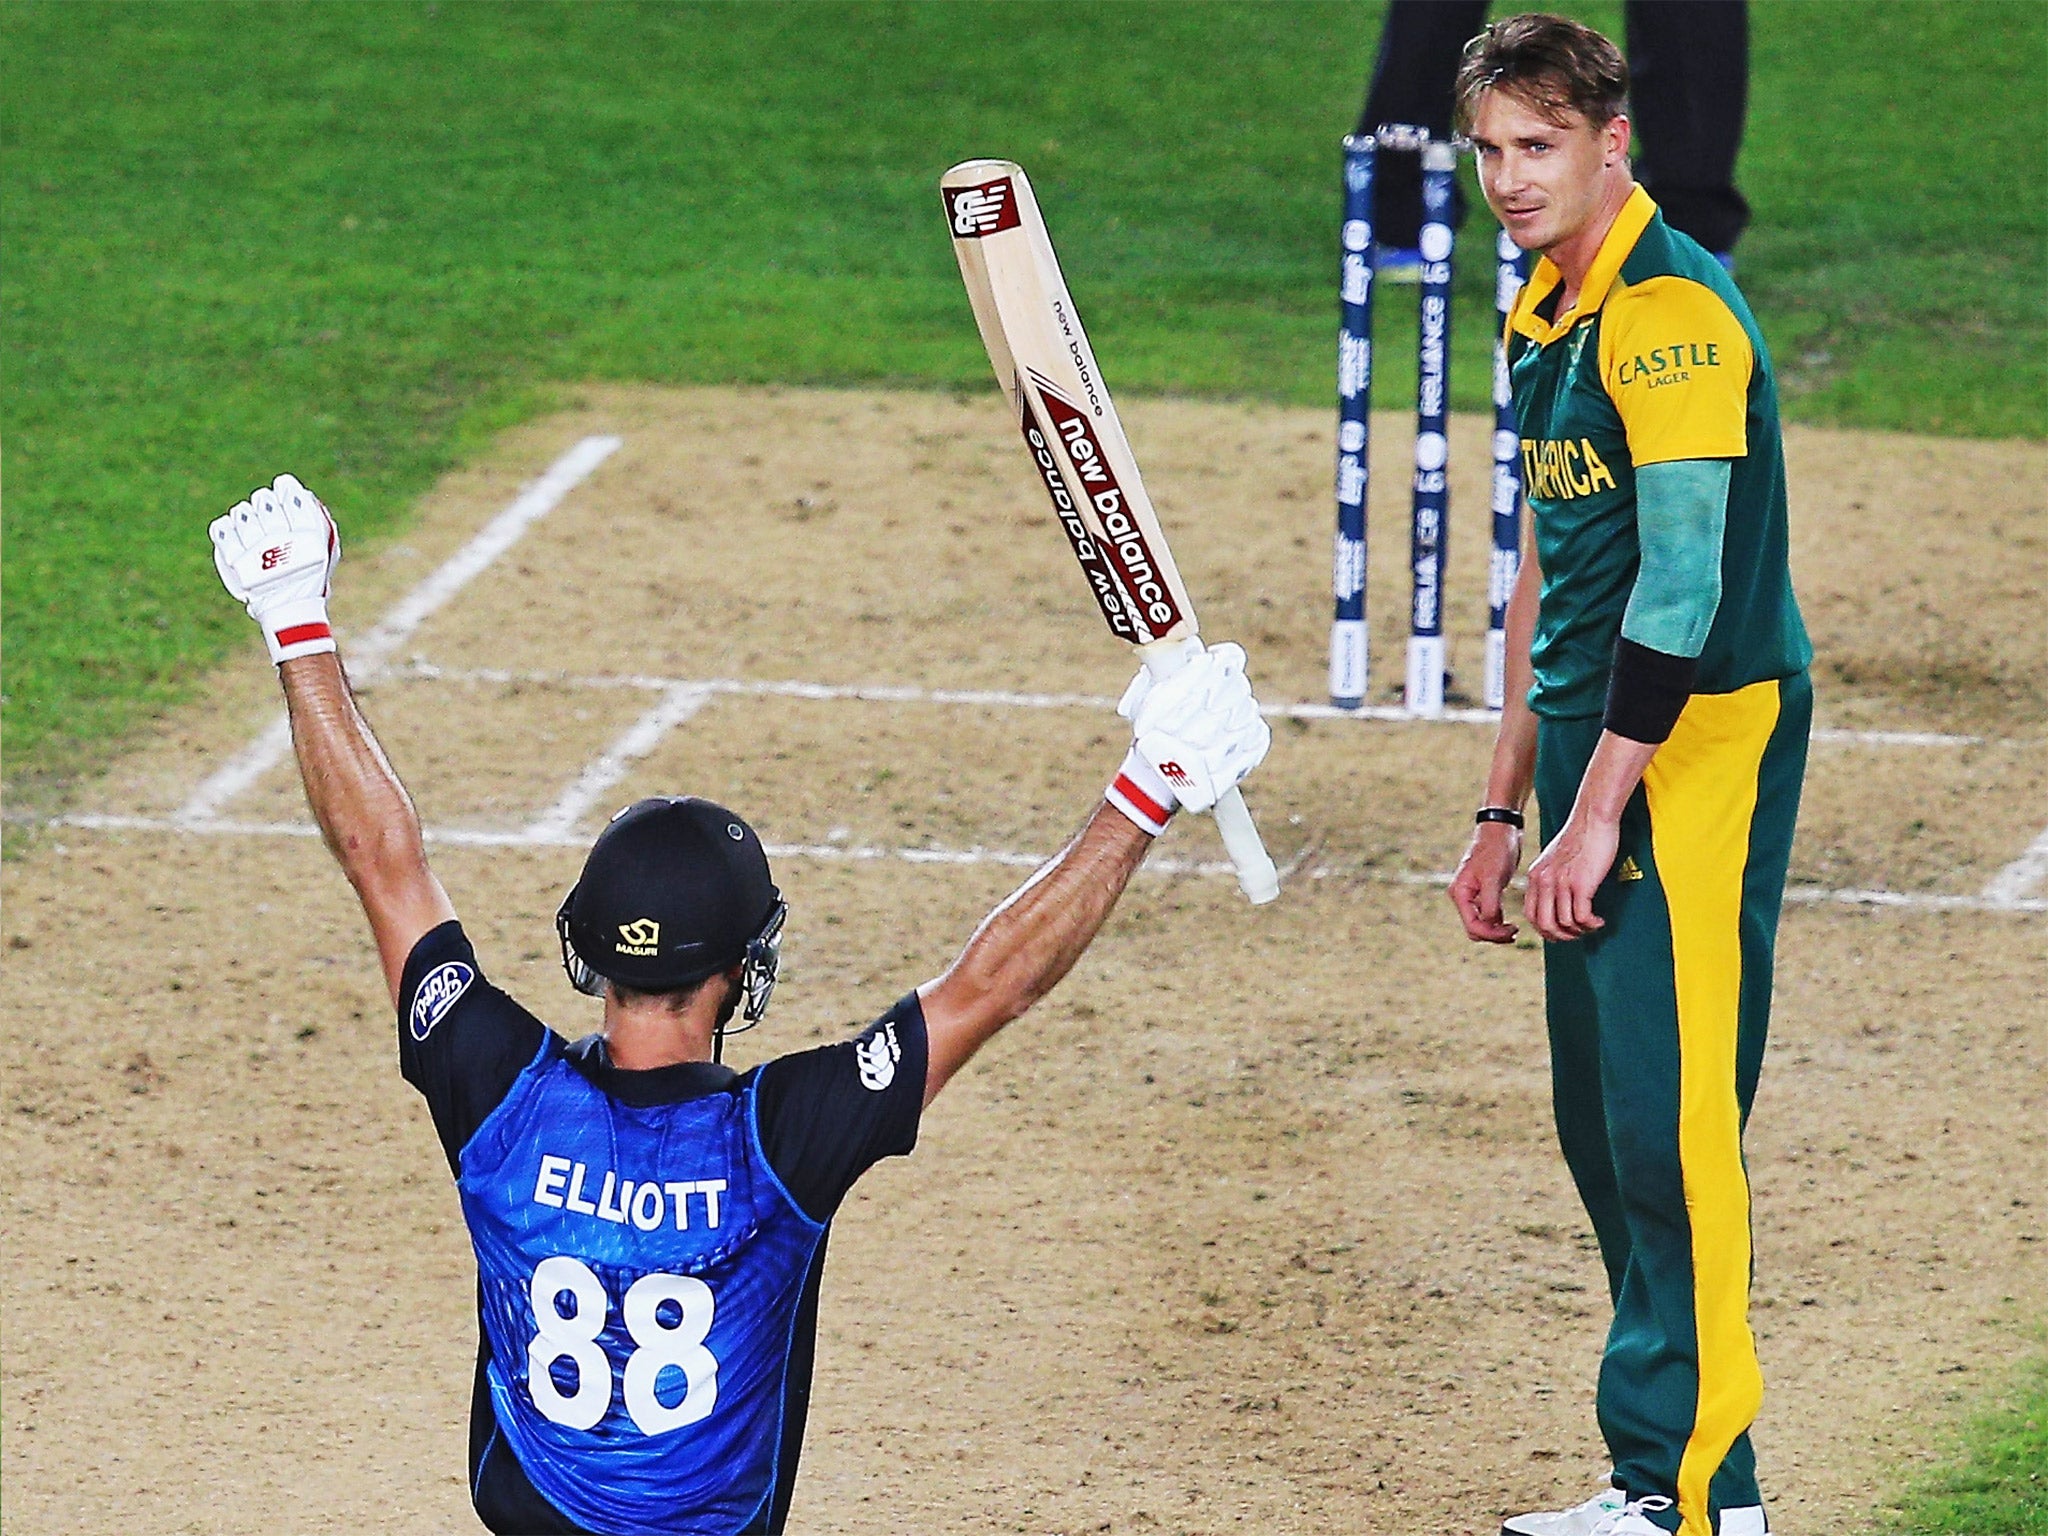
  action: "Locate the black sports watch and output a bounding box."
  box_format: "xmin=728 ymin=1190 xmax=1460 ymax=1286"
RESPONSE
xmin=1474 ymin=805 xmax=1526 ymax=830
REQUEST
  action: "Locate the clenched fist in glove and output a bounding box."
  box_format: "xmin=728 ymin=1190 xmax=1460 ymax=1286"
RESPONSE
xmin=210 ymin=474 xmax=341 ymax=664
xmin=1105 ymin=640 xmax=1272 ymax=836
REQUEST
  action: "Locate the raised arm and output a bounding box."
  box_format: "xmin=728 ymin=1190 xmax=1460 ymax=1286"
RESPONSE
xmin=282 ymin=653 xmax=455 ymax=1002
xmin=211 ymin=477 xmax=454 ymax=1004
xmin=916 ymin=642 xmax=1270 ymax=1106
xmin=917 ymin=803 xmax=1148 ymax=1105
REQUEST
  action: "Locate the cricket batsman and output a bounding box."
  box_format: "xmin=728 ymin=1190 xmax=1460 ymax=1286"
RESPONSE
xmin=208 ymin=473 xmax=1270 ymax=1533
xmin=1444 ymin=15 xmax=1811 ymax=1536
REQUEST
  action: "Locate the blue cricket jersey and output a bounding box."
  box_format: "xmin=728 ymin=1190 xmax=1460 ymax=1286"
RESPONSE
xmin=399 ymin=922 xmax=925 ymax=1536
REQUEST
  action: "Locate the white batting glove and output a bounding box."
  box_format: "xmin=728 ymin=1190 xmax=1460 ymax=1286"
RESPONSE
xmin=1105 ymin=641 xmax=1272 ymax=833
xmin=210 ymin=474 xmax=341 ymax=664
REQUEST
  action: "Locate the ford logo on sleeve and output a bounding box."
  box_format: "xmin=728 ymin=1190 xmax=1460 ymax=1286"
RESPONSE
xmin=409 ymin=960 xmax=476 ymax=1041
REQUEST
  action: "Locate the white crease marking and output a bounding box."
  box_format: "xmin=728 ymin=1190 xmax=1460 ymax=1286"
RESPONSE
xmin=36 ymin=813 xmax=2046 ymax=914
xmin=1982 ymin=821 xmax=2048 ymax=907
xmin=522 ymin=684 xmax=712 ymax=841
xmin=106 ymin=449 xmax=2023 ymax=918
xmin=174 ymin=714 xmax=299 ymax=828
xmin=373 ymin=662 xmax=1990 ymax=747
xmin=175 ymin=435 xmax=623 ymax=823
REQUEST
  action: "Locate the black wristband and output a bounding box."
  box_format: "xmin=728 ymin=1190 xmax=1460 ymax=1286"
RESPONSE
xmin=1603 ymin=637 xmax=1697 ymax=745
xmin=1475 ymin=806 xmax=1525 ymax=829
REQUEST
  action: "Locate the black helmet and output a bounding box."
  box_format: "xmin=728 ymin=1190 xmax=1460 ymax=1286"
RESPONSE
xmin=556 ymin=798 xmax=787 ymax=1036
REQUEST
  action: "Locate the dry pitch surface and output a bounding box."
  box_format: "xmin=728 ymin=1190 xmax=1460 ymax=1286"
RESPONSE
xmin=5 ymin=385 xmax=2045 ymax=1534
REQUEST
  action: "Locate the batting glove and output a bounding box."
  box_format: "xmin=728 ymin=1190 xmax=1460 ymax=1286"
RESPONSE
xmin=1106 ymin=641 xmax=1271 ymax=833
xmin=210 ymin=474 xmax=341 ymax=664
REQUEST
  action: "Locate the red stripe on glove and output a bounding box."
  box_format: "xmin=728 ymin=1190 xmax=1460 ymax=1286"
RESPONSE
xmin=1111 ymin=772 xmax=1170 ymax=827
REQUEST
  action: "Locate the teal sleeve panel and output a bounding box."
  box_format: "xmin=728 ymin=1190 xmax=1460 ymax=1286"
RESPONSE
xmin=1622 ymin=458 xmax=1732 ymax=659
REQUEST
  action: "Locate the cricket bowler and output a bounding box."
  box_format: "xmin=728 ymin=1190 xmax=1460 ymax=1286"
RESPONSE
xmin=208 ymin=473 xmax=1270 ymax=1534
xmin=1444 ymin=15 xmax=1812 ymax=1536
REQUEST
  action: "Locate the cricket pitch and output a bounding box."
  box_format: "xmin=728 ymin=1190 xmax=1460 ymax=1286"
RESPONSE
xmin=4 ymin=385 xmax=2044 ymax=1533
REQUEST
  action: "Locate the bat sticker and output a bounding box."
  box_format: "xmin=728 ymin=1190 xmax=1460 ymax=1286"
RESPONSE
xmin=1027 ymin=374 xmax=1186 ymax=636
xmin=942 ymin=178 xmax=1022 ymax=238
xmin=1019 ymin=391 xmax=1139 ymax=642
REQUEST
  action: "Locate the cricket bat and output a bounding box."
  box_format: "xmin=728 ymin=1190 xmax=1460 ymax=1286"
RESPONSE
xmin=941 ymin=158 xmax=1280 ymax=905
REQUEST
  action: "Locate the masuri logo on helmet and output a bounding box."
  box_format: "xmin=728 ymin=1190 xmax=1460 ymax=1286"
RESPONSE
xmin=616 ymin=918 xmax=661 ymax=956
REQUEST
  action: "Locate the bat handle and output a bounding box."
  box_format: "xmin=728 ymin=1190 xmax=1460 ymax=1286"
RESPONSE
xmin=1213 ymin=785 xmax=1281 ymax=905
xmin=1138 ymin=636 xmax=1281 ymax=906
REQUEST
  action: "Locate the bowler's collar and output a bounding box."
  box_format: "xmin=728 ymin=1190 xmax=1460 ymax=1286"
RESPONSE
xmin=1509 ymin=185 xmax=1657 ymax=345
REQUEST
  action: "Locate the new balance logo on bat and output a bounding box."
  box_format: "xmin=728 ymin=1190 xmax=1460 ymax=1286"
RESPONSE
xmin=1021 ymin=399 xmax=1139 ymax=643
xmin=944 ymin=179 xmax=1020 ymax=238
xmin=1029 ymin=376 xmax=1185 ymax=635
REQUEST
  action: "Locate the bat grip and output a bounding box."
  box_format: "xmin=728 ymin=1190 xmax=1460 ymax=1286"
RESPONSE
xmin=1213 ymin=786 xmax=1281 ymax=905
xmin=1138 ymin=637 xmax=1281 ymax=906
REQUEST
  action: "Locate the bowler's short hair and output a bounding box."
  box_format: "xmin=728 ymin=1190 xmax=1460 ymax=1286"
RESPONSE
xmin=1454 ymin=12 xmax=1629 ymax=133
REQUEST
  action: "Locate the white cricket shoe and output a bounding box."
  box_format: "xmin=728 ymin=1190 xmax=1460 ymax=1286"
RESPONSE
xmin=1504 ymin=1481 xmax=1769 ymax=1536
xmin=1500 ymin=1481 xmax=1626 ymax=1536
xmin=1589 ymin=1495 xmax=1675 ymax=1535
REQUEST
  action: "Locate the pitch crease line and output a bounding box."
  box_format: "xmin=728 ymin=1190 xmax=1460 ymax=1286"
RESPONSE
xmin=523 ymin=683 xmax=713 ymax=842
xmin=174 ymin=434 xmax=623 ymax=825
xmin=36 ymin=813 xmax=2048 ymax=913
xmin=1982 ymin=820 xmax=2048 ymax=906
xmin=376 ymin=662 xmax=1984 ymax=747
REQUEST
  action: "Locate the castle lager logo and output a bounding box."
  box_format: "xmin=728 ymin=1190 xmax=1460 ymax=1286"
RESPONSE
xmin=1614 ymin=340 xmax=1722 ymax=389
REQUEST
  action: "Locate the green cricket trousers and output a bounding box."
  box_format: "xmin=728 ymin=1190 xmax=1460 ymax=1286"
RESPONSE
xmin=1534 ymin=671 xmax=1810 ymax=1536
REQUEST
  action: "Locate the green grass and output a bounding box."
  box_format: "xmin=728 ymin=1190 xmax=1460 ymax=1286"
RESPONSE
xmin=2 ymin=0 xmax=2043 ymax=783
xmin=1883 ymin=1356 xmax=2048 ymax=1535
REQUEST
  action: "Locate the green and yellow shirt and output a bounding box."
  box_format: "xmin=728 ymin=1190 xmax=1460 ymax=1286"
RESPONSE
xmin=1506 ymin=186 xmax=1811 ymax=719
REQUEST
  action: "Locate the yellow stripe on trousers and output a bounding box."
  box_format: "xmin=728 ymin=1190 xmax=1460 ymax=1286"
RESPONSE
xmin=1643 ymin=678 xmax=1781 ymax=1536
